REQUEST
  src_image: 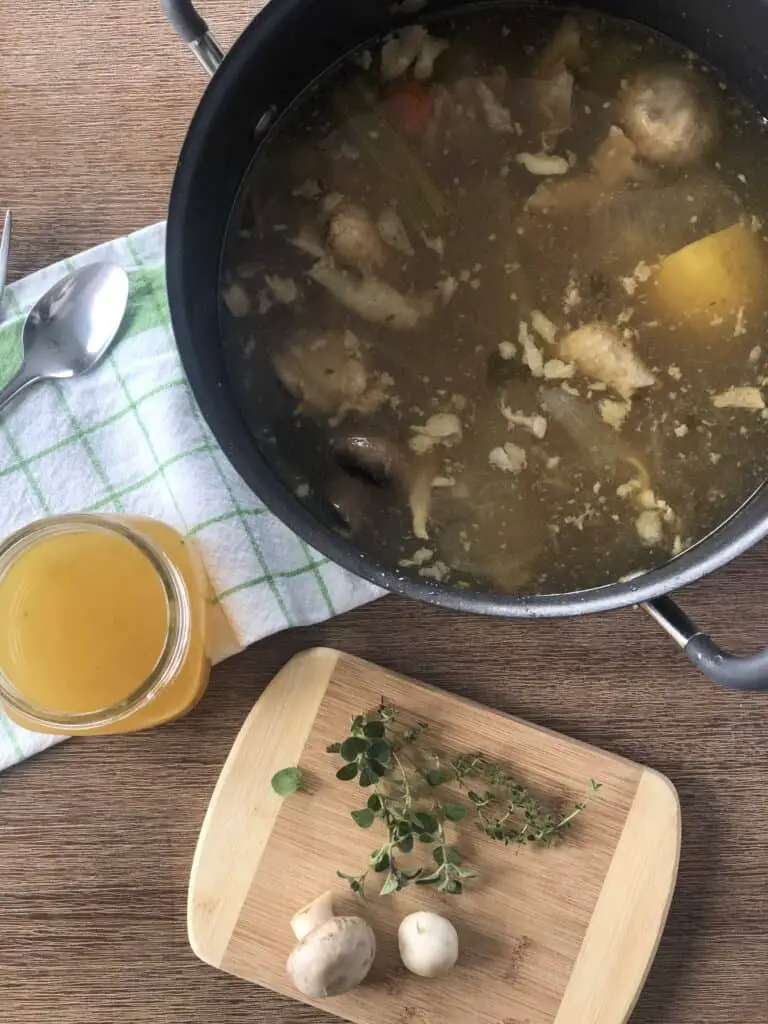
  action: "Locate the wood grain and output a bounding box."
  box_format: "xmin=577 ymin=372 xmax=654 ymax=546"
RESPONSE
xmin=0 ymin=0 xmax=252 ymax=280
xmin=189 ymin=649 xmax=679 ymax=1024
xmin=2 ymin=2 xmax=768 ymax=1023
xmin=3 ymin=585 xmax=768 ymax=1024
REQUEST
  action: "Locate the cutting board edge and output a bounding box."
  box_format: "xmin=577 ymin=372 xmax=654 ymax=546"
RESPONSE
xmin=187 ymin=646 xmax=340 ymax=969
xmin=554 ymin=765 xmax=681 ymax=1023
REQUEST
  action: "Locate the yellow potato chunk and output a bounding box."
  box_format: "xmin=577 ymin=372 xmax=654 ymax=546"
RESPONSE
xmin=654 ymin=223 xmax=765 ymax=325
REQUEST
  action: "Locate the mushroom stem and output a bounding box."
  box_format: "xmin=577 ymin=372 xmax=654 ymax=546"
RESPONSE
xmin=291 ymin=890 xmax=336 ymax=941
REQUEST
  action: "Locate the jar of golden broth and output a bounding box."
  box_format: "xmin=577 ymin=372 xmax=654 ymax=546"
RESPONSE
xmin=0 ymin=515 xmax=210 ymax=734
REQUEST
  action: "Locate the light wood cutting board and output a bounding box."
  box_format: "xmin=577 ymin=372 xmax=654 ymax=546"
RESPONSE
xmin=188 ymin=648 xmax=680 ymax=1024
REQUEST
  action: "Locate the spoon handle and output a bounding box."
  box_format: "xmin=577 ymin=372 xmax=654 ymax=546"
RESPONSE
xmin=0 ymin=366 xmax=38 ymax=413
xmin=0 ymin=210 xmax=11 ymax=311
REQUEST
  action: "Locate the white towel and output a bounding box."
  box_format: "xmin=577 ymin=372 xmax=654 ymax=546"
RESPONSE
xmin=0 ymin=222 xmax=381 ymax=770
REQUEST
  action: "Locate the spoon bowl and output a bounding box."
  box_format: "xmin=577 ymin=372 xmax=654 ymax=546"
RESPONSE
xmin=0 ymin=263 xmax=130 ymax=411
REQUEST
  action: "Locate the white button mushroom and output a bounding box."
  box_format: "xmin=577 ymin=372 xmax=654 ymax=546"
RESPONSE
xmin=286 ymin=892 xmax=376 ymax=998
xmin=621 ymin=64 xmax=719 ymax=167
xmin=398 ymin=911 xmax=459 ymax=978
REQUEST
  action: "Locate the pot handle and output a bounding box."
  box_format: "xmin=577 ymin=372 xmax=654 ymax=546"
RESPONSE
xmin=161 ymin=0 xmax=224 ymax=76
xmin=643 ymin=595 xmax=768 ymax=690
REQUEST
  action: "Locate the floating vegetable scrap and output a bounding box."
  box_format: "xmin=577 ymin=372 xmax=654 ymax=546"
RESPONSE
xmin=329 ymin=704 xmax=599 ymax=898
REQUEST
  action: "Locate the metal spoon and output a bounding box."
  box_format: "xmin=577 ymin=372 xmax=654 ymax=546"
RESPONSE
xmin=0 ymin=210 xmax=11 ymax=313
xmin=0 ymin=263 xmax=130 ymax=412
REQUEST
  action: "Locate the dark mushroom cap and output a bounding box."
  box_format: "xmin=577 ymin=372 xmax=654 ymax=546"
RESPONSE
xmin=331 ymin=435 xmax=404 ymax=485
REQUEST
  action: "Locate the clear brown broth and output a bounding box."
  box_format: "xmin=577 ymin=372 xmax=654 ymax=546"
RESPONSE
xmin=221 ymin=6 xmax=768 ymax=594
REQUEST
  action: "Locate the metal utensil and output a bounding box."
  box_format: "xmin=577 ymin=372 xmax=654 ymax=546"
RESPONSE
xmin=0 ymin=210 xmax=11 ymax=312
xmin=0 ymin=262 xmax=130 ymax=412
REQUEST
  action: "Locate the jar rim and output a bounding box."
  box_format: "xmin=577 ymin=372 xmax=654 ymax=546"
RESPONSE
xmin=0 ymin=514 xmax=191 ymax=731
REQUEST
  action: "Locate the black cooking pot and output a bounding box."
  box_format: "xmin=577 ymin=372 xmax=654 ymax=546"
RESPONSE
xmin=162 ymin=0 xmax=768 ymax=689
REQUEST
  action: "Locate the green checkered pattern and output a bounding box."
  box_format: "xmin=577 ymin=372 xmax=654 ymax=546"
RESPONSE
xmin=0 ymin=222 xmax=380 ymax=771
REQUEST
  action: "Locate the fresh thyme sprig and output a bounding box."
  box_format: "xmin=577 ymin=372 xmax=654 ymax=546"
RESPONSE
xmin=329 ymin=703 xmax=598 ymax=898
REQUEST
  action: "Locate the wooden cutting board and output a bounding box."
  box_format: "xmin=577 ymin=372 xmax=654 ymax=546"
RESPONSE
xmin=188 ymin=648 xmax=680 ymax=1024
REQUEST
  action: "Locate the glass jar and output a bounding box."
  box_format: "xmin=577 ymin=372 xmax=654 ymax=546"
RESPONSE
xmin=0 ymin=515 xmax=210 ymax=734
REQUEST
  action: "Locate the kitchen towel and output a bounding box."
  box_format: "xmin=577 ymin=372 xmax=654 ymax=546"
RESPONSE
xmin=0 ymin=222 xmax=381 ymax=772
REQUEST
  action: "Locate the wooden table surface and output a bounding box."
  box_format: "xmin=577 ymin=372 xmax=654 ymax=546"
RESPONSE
xmin=2 ymin=2 xmax=768 ymax=1022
